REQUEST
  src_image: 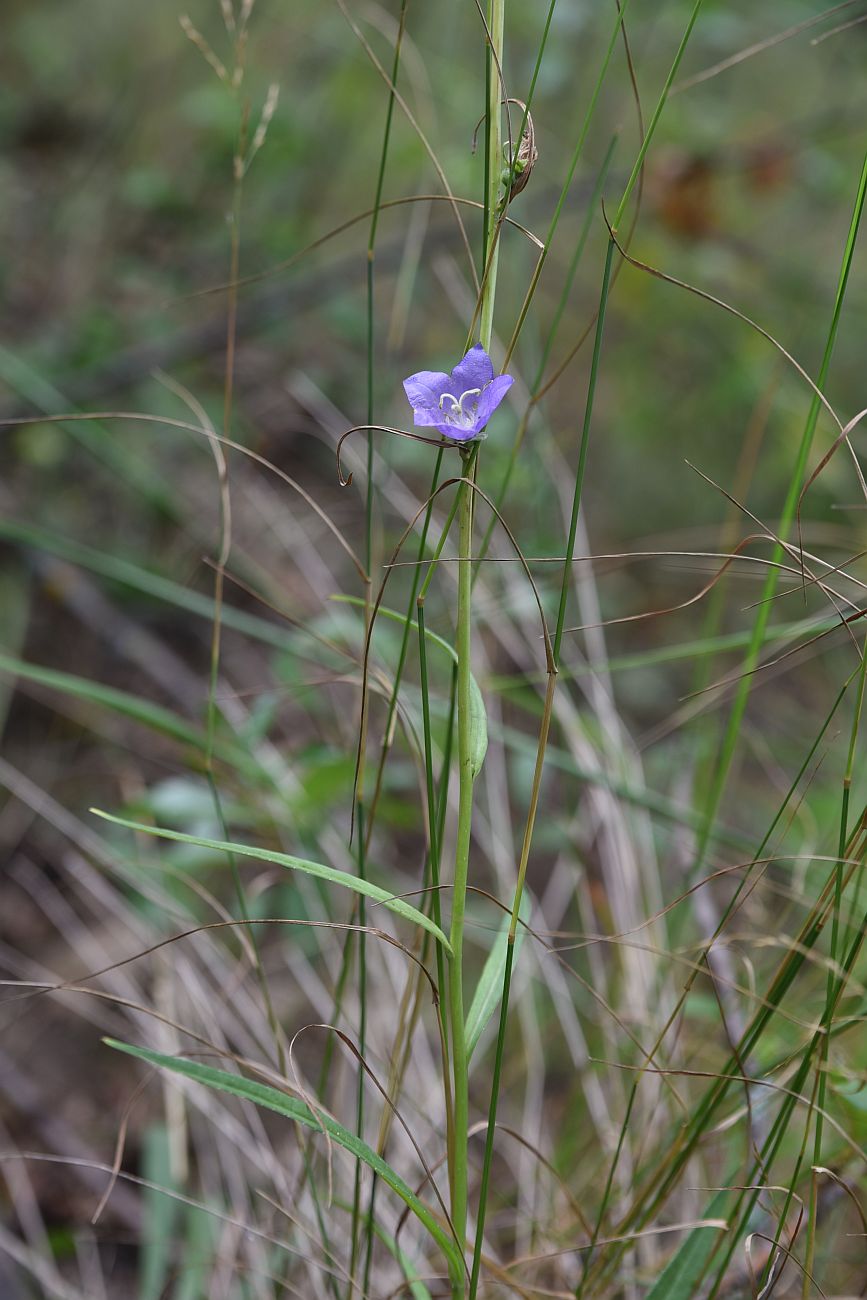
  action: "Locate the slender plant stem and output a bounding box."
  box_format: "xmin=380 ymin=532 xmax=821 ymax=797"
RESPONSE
xmin=477 ymin=136 xmax=618 ymax=571
xmin=364 ymin=451 xmax=444 ymax=842
xmin=479 ymin=0 xmax=505 ymax=352
xmin=449 ymin=455 xmax=479 ymax=1291
xmin=552 ymin=235 xmax=614 ymax=663
xmin=350 ymin=7 xmax=409 ymax=1285
xmin=691 ymin=145 xmax=867 ymax=882
xmin=418 ymin=598 xmax=454 ymax=1162
xmin=443 ymin=4 xmax=507 ymax=1289
xmin=468 ymin=668 xmax=555 ymax=1298
xmin=802 ymin=633 xmax=867 ymax=1290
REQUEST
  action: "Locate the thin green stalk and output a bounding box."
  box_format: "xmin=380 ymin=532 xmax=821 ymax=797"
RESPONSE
xmin=612 ymin=0 xmax=705 ymax=232
xmin=365 ymin=0 xmax=409 ymax=568
xmin=364 ymin=451 xmax=444 ymax=842
xmin=348 ymin=799 xmax=368 ymax=1294
xmin=552 ymin=235 xmax=614 ymax=663
xmin=802 ymin=635 xmax=867 ymax=1290
xmin=468 ymin=669 xmax=556 ymax=1299
xmin=449 ymin=455 xmax=479 ymax=1287
xmin=444 ymin=5 xmax=507 ymax=1286
xmin=418 ymin=598 xmax=454 ymax=1152
xmin=691 ymin=146 xmax=867 ymax=881
xmin=359 ymin=448 xmax=443 ymax=1295
xmin=575 ymin=1087 xmax=637 ymax=1298
xmin=355 ymin=10 xmax=408 ymax=1280
xmin=554 ymin=0 xmax=705 ymax=663
xmin=479 ymin=0 xmax=505 ymax=352
xmin=580 ymin=673 xmax=858 ymax=1295
xmin=477 ymin=136 xmax=617 ymax=570
xmin=502 ymin=0 xmax=631 ymax=370
xmin=316 ymin=458 xmax=449 ymax=1116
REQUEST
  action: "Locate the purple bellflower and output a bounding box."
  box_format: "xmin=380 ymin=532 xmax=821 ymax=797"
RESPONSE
xmin=403 ymin=344 xmax=513 ymax=443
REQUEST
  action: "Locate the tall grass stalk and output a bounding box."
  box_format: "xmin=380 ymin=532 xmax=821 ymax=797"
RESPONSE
xmin=351 ymin=5 xmax=410 ymax=1286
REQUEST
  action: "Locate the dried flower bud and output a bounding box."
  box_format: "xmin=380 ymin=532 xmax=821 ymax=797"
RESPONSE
xmin=504 ymin=100 xmax=537 ymax=201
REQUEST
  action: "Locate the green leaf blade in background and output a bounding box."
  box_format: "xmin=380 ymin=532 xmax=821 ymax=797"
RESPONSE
xmin=91 ymin=810 xmax=452 ymax=954
xmin=104 ymin=1039 xmax=462 ymax=1279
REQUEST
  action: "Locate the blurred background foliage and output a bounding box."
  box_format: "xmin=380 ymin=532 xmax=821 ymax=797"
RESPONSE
xmin=2 ymin=1 xmax=867 ymax=1295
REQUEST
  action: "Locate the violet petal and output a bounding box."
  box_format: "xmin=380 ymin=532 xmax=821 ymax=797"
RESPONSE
xmin=448 ymin=344 xmax=494 ymax=395
xmin=403 ymin=370 xmax=451 ymax=412
xmin=472 ymin=373 xmax=514 ymax=429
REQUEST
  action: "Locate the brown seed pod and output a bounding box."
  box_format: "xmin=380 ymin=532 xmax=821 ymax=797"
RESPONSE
xmin=472 ymin=98 xmax=539 ymax=207
xmin=505 ymin=98 xmax=538 ymax=201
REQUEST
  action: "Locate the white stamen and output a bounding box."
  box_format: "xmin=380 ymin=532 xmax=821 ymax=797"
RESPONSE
xmin=438 ymin=386 xmax=483 ymax=427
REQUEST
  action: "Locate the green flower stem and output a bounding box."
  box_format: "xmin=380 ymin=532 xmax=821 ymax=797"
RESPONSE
xmin=449 ymin=451 xmax=479 ymax=1289
xmin=468 ymin=669 xmax=556 ymax=1299
xmin=444 ymin=4 xmax=507 ymax=1288
xmin=479 ymin=0 xmax=505 ymax=353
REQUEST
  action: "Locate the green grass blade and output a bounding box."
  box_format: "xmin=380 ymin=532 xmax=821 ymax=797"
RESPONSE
xmin=0 ymin=518 xmax=292 ymax=652
xmin=0 ymin=653 xmax=224 ymax=756
xmin=368 ymin=1218 xmax=434 ymax=1300
xmin=91 ymin=810 xmax=452 ymax=954
xmin=104 ymin=1039 xmax=462 ymax=1277
xmin=644 ymin=1189 xmax=729 ymax=1300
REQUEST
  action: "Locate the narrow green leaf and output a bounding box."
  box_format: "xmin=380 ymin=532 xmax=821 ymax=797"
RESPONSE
xmin=104 ymin=1039 xmax=461 ymax=1277
xmin=465 ymin=894 xmax=529 ymax=1062
xmin=139 ymin=1124 xmax=176 ymax=1300
xmin=91 ymin=810 xmax=452 ymax=954
xmin=0 ymin=653 xmax=257 ymax=776
xmin=0 ymin=571 xmax=31 ymax=738
xmin=0 ymin=517 xmax=291 ymax=652
xmin=174 ymin=1202 xmax=214 ymax=1300
xmin=644 ymin=1190 xmax=729 ymax=1299
xmin=334 ymin=593 xmax=487 ymax=778
xmin=467 ymin=673 xmax=488 ymax=780
xmin=367 ymin=1216 xmax=434 ymax=1300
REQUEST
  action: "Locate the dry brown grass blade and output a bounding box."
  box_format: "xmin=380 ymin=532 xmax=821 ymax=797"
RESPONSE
xmin=0 ymin=1153 xmax=353 ymax=1286
xmin=336 ymin=423 xmax=457 ymax=486
xmin=673 ymin=1 xmax=861 ymax=94
xmin=175 ymin=193 xmax=542 ymax=304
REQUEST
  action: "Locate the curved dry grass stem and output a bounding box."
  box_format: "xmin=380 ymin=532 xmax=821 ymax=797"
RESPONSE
xmin=604 ymin=209 xmax=845 ymax=434
xmin=336 ymin=423 xmax=457 ymax=487
xmin=335 ymin=0 xmax=480 ymax=295
xmin=174 ymin=193 xmax=542 ymax=304
xmin=0 ymin=410 xmax=369 ymax=583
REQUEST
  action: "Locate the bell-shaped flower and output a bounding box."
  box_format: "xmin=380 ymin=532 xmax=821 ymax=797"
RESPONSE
xmin=403 ymin=344 xmax=513 ymax=442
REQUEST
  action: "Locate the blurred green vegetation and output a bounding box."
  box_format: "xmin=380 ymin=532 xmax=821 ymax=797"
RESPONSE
xmin=2 ymin=2 xmax=867 ymax=1296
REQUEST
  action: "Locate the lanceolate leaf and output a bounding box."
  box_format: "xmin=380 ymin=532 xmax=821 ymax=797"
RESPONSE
xmin=334 ymin=594 xmax=488 ymax=776
xmin=467 ymin=672 xmax=488 ymax=780
xmin=465 ymin=894 xmax=529 ymax=1063
xmin=91 ymin=810 xmax=452 ymax=955
xmin=105 ymin=1039 xmax=461 ymax=1278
